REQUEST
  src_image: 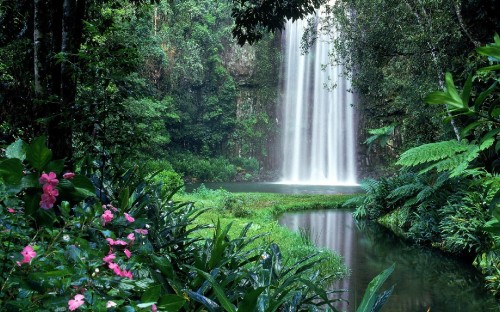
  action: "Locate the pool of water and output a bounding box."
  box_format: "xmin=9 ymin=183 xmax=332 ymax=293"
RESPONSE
xmin=279 ymin=210 xmax=499 ymax=312
xmin=184 ymin=182 xmax=361 ymax=195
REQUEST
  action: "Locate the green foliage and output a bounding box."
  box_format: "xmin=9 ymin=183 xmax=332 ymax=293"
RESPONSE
xmin=356 ymin=264 xmax=395 ymax=312
xmin=1 ymin=138 xmax=359 ymax=311
xmin=439 ymin=192 xmax=494 ymax=254
xmin=170 ymin=152 xmax=237 ymax=182
xmin=364 ymin=124 xmax=396 ymax=151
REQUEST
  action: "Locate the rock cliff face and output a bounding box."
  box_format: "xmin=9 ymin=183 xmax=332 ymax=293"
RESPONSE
xmin=221 ymin=36 xmax=282 ymax=178
xmin=222 ymin=44 xmax=256 ymax=85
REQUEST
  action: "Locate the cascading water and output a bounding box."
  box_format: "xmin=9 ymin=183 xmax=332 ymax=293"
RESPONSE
xmin=281 ymin=10 xmax=357 ymax=185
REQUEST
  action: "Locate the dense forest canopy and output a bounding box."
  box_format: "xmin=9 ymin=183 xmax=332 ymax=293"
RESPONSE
xmin=0 ymin=0 xmax=499 ymax=180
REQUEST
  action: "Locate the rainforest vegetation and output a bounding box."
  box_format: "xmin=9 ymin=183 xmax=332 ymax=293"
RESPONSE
xmin=0 ymin=0 xmax=499 ymax=310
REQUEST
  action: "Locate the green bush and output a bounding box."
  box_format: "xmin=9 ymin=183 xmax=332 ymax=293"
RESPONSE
xmin=170 ymin=152 xmax=237 ymax=182
xmin=152 ymin=169 xmax=184 ymax=194
xmin=439 ymin=192 xmax=494 ymax=254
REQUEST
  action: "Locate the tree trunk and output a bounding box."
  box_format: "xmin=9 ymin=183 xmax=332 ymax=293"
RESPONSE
xmin=47 ymin=0 xmax=86 ymax=162
xmin=33 ymin=0 xmax=49 ymax=96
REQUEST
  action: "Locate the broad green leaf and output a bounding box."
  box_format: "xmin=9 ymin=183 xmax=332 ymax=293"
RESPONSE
xmin=141 ymin=285 xmax=161 ymax=304
xmin=424 ymin=91 xmax=463 ymax=109
xmin=157 ymin=294 xmax=186 ymax=312
xmin=26 ymin=136 xmax=52 ymax=170
xmin=5 ymin=139 xmax=27 ymax=161
xmin=0 ymin=158 xmax=23 ymax=187
xmin=356 ymin=263 xmax=395 ymax=312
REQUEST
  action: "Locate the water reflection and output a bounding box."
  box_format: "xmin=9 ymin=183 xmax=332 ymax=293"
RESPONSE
xmin=279 ymin=210 xmax=499 ymax=312
xmin=185 ymin=182 xmax=360 ymax=195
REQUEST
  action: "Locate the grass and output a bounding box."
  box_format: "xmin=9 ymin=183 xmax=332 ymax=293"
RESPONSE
xmin=173 ymin=185 xmax=357 ymax=281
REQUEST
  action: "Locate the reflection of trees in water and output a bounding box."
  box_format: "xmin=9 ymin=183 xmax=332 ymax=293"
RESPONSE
xmin=353 ymin=219 xmax=498 ymax=312
xmin=279 ymin=211 xmax=498 ymax=312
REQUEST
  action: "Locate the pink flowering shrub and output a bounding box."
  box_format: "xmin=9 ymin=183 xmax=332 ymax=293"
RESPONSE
xmin=0 ymin=138 xmax=187 ymax=311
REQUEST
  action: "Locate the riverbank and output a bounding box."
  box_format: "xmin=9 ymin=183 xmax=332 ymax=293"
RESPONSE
xmin=173 ymin=186 xmax=356 ymax=281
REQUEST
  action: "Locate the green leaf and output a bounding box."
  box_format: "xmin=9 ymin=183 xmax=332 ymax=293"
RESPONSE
xmin=477 ymin=64 xmax=500 ymax=73
xmin=461 ymin=75 xmax=473 ymax=107
xmin=141 ymin=285 xmax=161 ymax=304
xmin=119 ymin=187 xmax=130 ymax=211
xmin=46 ymin=160 xmax=65 ymax=174
xmin=459 ymin=121 xmax=482 ymax=138
xmin=444 ymin=72 xmax=465 ymax=108
xmin=425 ymin=91 xmax=462 ymax=109
xmin=0 ymin=158 xmax=23 ymax=187
xmin=189 ymin=267 xmax=237 ymax=312
xmin=5 ymin=139 xmax=27 ymax=161
xmin=476 ymin=46 xmax=500 ymax=60
xmin=356 ymin=264 xmax=395 ymax=312
xmin=60 ymin=201 xmax=71 ymax=218
xmin=26 ymin=136 xmax=52 ymax=171
xmin=237 ymin=287 xmax=266 ymax=312
xmin=157 ymin=294 xmax=186 ymax=312
xmin=474 ymin=82 xmax=497 ymax=112
xmin=483 ymin=219 xmax=500 ymax=235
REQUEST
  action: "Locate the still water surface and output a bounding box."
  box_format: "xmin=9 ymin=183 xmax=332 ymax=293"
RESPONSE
xmin=185 ymin=182 xmax=360 ymax=195
xmin=279 ymin=210 xmax=499 ymax=312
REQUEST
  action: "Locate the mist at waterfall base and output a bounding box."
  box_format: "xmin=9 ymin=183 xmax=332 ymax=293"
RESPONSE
xmin=280 ymin=12 xmax=357 ymax=186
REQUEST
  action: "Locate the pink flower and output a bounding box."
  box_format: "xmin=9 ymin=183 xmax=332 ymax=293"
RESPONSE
xmin=103 ymin=253 xmax=116 ymax=263
xmin=7 ymin=208 xmax=15 ymax=213
xmin=17 ymin=245 xmax=36 ymax=265
xmin=134 ymin=229 xmax=148 ymax=235
xmin=39 ymin=172 xmax=59 ymax=186
xmin=108 ymin=262 xmax=119 ymax=270
xmin=124 ymin=249 xmax=131 ymax=258
xmin=152 ymin=304 xmax=157 ymax=312
xmin=40 ymin=193 xmax=57 ymax=210
xmin=121 ymin=269 xmax=133 ymax=279
xmin=63 ymin=172 xmax=75 ymax=180
xmin=102 ymin=210 xmax=114 ymax=224
xmin=124 ymin=213 xmax=135 ymax=223
xmin=42 ymin=184 xmax=59 ymax=197
xmin=39 ymin=182 xmax=59 ymax=210
xmin=127 ymin=233 xmax=135 ymax=243
xmin=106 ymin=301 xmax=117 ymax=308
xmin=106 ymin=238 xmax=127 ymax=246
xmin=112 ymin=265 xmax=123 ymax=276
xmin=68 ymin=294 xmax=85 ymax=311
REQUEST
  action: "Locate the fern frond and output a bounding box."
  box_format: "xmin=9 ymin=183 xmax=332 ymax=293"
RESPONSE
xmin=396 ymin=140 xmax=470 ymax=167
xmin=359 ymin=178 xmax=380 ymax=193
xmin=387 ymin=183 xmax=421 ymax=203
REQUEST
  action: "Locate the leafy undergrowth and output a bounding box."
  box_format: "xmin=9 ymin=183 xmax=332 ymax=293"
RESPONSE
xmin=175 ymin=188 xmax=354 ymax=281
xmin=1 ymin=138 xmax=361 ymax=311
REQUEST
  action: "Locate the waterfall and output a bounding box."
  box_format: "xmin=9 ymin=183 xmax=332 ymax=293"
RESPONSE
xmin=281 ymin=11 xmax=357 ymax=185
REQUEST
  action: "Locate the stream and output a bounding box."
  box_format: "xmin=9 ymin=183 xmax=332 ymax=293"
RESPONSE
xmin=279 ymin=210 xmax=499 ymax=311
